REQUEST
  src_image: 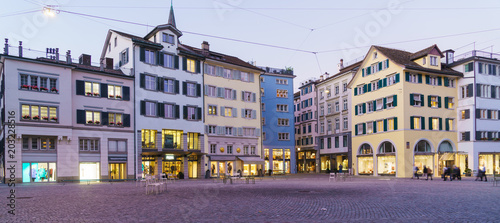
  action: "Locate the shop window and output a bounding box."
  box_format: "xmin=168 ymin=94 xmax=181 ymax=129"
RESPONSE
xmin=162 ymin=129 xmax=183 ymax=149
xmin=415 ymin=140 xmax=431 ymax=153
xmin=264 ymin=149 xmax=269 ymax=159
xmin=79 ymin=139 xmax=100 ymax=152
xmin=359 ymin=144 xmax=372 ymax=155
xmin=80 ymin=162 xmax=100 ymax=180
xmin=142 ymin=129 xmax=157 ymax=149
xmin=22 ymin=163 xmax=56 ymax=182
xmin=108 ymin=140 xmax=127 ymax=153
xmin=187 ymin=133 xmax=199 ymax=150
xmin=379 ymin=141 xmax=395 ymax=154
xmin=273 ymin=149 xmax=283 ymax=160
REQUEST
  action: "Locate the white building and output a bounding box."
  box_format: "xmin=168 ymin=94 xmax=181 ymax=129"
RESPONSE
xmin=447 ymin=49 xmax=500 ymax=175
xmin=101 ymin=6 xmax=205 ymax=179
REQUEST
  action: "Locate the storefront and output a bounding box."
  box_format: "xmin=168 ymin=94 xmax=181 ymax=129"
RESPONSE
xmin=320 ymin=155 xmax=331 ymax=172
xmin=264 ymin=149 xmax=269 ymax=173
xmin=357 ymin=143 xmax=373 ymax=175
xmin=414 ymin=140 xmax=434 ymax=175
xmin=162 ymin=154 xmax=183 ymax=177
xmin=80 ymin=162 xmax=100 ymax=180
xmin=209 ymin=156 xmax=236 ymax=177
xmin=109 ymin=156 xmax=127 ymax=180
xmin=478 ymin=153 xmax=500 ymax=175
xmin=142 ymin=157 xmax=157 ymax=178
xmin=377 ymin=142 xmax=396 ymax=176
xmin=437 ymin=141 xmax=466 ymax=176
xmin=238 ymin=156 xmax=265 ymax=176
xmin=272 ymin=149 xmax=283 ymax=172
xmin=284 ymin=149 xmax=291 ymax=173
xmin=22 ymin=162 xmax=56 ymax=183
xmin=187 ymin=155 xmax=198 ymax=179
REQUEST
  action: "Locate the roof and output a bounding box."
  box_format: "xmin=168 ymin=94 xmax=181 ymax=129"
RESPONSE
xmin=373 ymin=45 xmax=462 ymax=77
xmin=111 ymin=29 xmax=163 ymax=49
xmin=181 ymin=44 xmax=264 ymax=72
xmin=339 ymin=61 xmax=362 ymax=73
xmin=409 ymin=44 xmax=444 ymax=60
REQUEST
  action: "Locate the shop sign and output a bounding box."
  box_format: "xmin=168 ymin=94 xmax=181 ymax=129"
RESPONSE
xmin=109 ymin=157 xmax=127 ymax=161
xmin=165 ymin=154 xmax=175 ymax=160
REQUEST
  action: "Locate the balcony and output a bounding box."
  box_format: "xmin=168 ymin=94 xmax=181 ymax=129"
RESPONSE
xmin=453 ymin=50 xmax=500 ymax=62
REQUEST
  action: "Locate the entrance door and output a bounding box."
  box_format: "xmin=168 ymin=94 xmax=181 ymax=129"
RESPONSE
xmin=109 ymin=163 xmax=126 ymax=180
xmin=219 ymin=162 xmax=225 ymax=175
xmin=188 ymin=161 xmax=198 ymax=178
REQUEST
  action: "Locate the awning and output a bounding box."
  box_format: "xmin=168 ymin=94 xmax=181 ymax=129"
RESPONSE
xmin=238 ymin=156 xmax=266 ymax=165
xmin=439 ymin=153 xmax=455 ymax=161
xmin=209 ymin=155 xmax=236 ymax=161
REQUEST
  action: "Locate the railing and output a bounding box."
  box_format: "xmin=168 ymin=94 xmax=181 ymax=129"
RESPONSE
xmin=453 ymin=50 xmax=500 ymax=62
xmin=258 ymin=66 xmax=294 ymax=75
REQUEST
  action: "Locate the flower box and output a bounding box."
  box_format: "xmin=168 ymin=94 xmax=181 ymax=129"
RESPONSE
xmin=109 ymin=95 xmax=114 ymax=98
xmin=51 ymin=87 xmax=58 ymax=93
xmin=42 ymin=116 xmax=49 ymax=120
xmin=31 ymin=86 xmax=39 ymax=91
xmin=87 ymin=120 xmax=93 ymax=124
xmin=93 ymin=93 xmax=100 ymax=96
xmin=32 ymin=116 xmax=40 ymax=120
xmin=116 ymin=122 xmax=123 ymax=126
xmin=95 ymin=121 xmax=101 ymax=125
xmin=109 ymin=122 xmax=115 ymax=125
xmin=22 ymin=115 xmax=30 ymax=119
xmin=21 ymin=85 xmax=30 ymax=89
xmin=86 ymin=92 xmax=93 ymax=96
xmin=116 ymin=95 xmax=122 ymax=99
xmin=50 ymin=117 xmax=58 ymax=121
xmin=40 ymin=87 xmax=48 ymax=91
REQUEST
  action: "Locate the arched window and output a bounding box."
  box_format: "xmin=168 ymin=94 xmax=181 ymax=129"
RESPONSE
xmin=379 ymin=141 xmax=395 ymax=154
xmin=438 ymin=141 xmax=453 ymax=153
xmin=359 ymin=144 xmax=373 ymax=155
xmin=415 ymin=140 xmax=431 ymax=153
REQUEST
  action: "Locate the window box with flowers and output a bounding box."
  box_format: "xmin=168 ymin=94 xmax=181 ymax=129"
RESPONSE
xmin=94 ymin=121 xmax=101 ymax=125
xmin=109 ymin=121 xmax=115 ymax=125
xmin=32 ymin=115 xmax=40 ymax=120
xmin=493 ymin=138 xmax=500 ymax=141
xmin=22 ymin=115 xmax=30 ymax=120
xmin=21 ymin=85 xmax=30 ymax=90
xmin=51 ymin=87 xmax=58 ymax=93
xmin=86 ymin=92 xmax=93 ymax=96
xmin=115 ymin=95 xmax=122 ymax=99
xmin=42 ymin=116 xmax=49 ymax=121
xmin=93 ymin=93 xmax=100 ymax=97
xmin=40 ymin=87 xmax=48 ymax=92
xmin=481 ymin=138 xmax=488 ymax=141
xmin=50 ymin=117 xmax=58 ymax=122
xmin=116 ymin=122 xmax=123 ymax=126
xmin=109 ymin=95 xmax=114 ymax=99
xmin=87 ymin=120 xmax=93 ymax=124
xmin=31 ymin=85 xmax=39 ymax=91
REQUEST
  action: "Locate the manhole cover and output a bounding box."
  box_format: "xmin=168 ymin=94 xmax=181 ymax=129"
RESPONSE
xmin=298 ymin=190 xmax=310 ymax=193
xmin=17 ymin=197 xmax=33 ymax=199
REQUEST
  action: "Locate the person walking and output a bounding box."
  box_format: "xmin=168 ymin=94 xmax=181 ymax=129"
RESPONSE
xmin=481 ymin=165 xmax=487 ymax=182
xmin=339 ymin=164 xmax=343 ymax=174
xmin=423 ymin=165 xmax=428 ymax=179
xmin=413 ymin=165 xmax=419 ymax=179
xmin=442 ymin=166 xmax=448 ymax=181
xmin=426 ymin=167 xmax=433 ymax=180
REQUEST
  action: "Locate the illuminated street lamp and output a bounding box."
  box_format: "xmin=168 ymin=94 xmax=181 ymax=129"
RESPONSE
xmin=42 ymin=6 xmax=59 ymax=17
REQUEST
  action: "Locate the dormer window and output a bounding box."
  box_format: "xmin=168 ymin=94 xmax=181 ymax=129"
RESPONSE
xmin=163 ymin=33 xmax=175 ymax=44
xmin=430 ymin=56 xmax=438 ymax=66
xmin=422 ymin=57 xmax=426 ymax=65
xmin=373 ymin=52 xmax=378 ymax=59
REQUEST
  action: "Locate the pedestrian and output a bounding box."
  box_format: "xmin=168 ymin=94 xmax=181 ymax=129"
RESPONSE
xmin=443 ymin=166 xmax=448 ymax=181
xmin=339 ymin=164 xmax=343 ymax=174
xmin=426 ymin=167 xmax=433 ymax=180
xmin=413 ymin=165 xmax=419 ymax=179
xmin=456 ymin=166 xmax=461 ymax=180
xmin=482 ymin=165 xmax=487 ymax=182
xmin=423 ymin=165 xmax=428 ymax=179
xmin=475 ymin=166 xmax=482 ymax=181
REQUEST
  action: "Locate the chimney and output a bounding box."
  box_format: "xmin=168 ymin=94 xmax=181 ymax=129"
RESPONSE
xmin=4 ymin=38 xmax=8 ymax=55
xmin=99 ymin=58 xmax=104 ymax=71
xmin=324 ymin=72 xmax=329 ymax=79
xmin=79 ymin=54 xmax=91 ymax=66
xmin=105 ymin=58 xmax=113 ymax=69
xmin=320 ymin=75 xmax=324 ymax=81
xmin=55 ymin=48 xmax=59 ymax=63
xmin=201 ymin=41 xmax=209 ymax=51
xmin=444 ymin=49 xmax=455 ymax=65
xmin=66 ymin=50 xmax=72 ymax=64
xmin=18 ymin=41 xmax=22 ymax=57
xmin=339 ymin=59 xmax=344 ymax=69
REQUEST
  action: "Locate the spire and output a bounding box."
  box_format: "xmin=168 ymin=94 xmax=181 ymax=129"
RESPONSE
xmin=168 ymin=1 xmax=176 ymax=28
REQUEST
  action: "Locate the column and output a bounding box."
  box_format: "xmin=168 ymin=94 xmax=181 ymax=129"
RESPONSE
xmin=156 ymin=156 xmax=162 ymax=179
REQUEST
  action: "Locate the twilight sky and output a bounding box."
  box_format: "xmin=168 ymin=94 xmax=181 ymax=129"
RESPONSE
xmin=1 ymin=0 xmax=500 ymax=91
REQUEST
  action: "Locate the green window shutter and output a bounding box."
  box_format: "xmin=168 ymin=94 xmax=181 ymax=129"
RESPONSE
xmin=405 ymin=72 xmax=410 ymax=82
xmin=444 ymin=97 xmax=448 ymax=109
xmin=367 ymin=67 xmax=371 ymax=75
xmin=421 ymin=117 xmax=425 ymax=129
xmin=410 ymin=116 xmax=414 ymax=129
xmin=426 ymin=75 xmax=430 ymax=84
xmin=383 ymin=97 xmax=387 ymax=109
xmin=394 ymin=117 xmax=398 ymax=130
xmin=363 ymin=84 xmax=367 ymax=93
xmin=395 ymin=73 xmax=400 ymax=83
xmin=421 ymin=94 xmax=424 ymax=105
xmin=363 ymin=123 xmax=366 ymax=134
xmin=437 ymin=77 xmax=442 ymax=86
xmin=393 ymin=95 xmax=397 ymax=107
xmin=386 ymin=59 xmax=389 ymax=68
xmin=383 ymin=119 xmax=388 ymax=131
xmin=362 ymin=68 xmax=365 ymax=77
xmin=383 ymin=78 xmax=387 ymax=87
xmin=373 ymin=121 xmax=377 ymax=133
xmin=418 ymin=74 xmax=422 ymax=83
xmin=438 ymin=96 xmax=441 ymax=108
xmin=445 ymin=118 xmax=449 ymax=131
xmin=363 ymin=103 xmax=366 ymax=113
xmin=378 ymin=62 xmax=382 ymax=71
xmin=355 ymin=105 xmax=358 ymax=115
xmin=354 ymin=89 xmax=358 ymax=96
xmin=429 ymin=117 xmax=433 ymax=130
xmin=428 ymin=95 xmax=432 ymax=107
xmin=355 ymin=125 xmax=358 ymax=135
xmin=410 ymin=93 xmax=414 ymax=106
xmin=378 ymin=79 xmax=382 ymax=88
xmin=439 ymin=118 xmax=443 ymax=130
xmin=373 ymin=100 xmax=377 ymax=111
xmin=368 ymin=84 xmax=372 ymax=92
xmin=444 ymin=77 xmax=449 ymax=87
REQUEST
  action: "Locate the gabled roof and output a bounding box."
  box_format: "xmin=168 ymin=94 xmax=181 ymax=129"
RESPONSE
xmin=111 ymin=30 xmax=163 ymax=49
xmin=181 ymin=44 xmax=263 ymax=72
xmin=373 ymin=45 xmax=462 ymax=76
xmin=409 ymin=44 xmax=444 ymax=60
xmin=318 ymin=61 xmax=361 ymax=86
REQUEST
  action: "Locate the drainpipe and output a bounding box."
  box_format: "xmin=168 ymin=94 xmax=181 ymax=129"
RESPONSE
xmin=133 ymin=44 xmax=137 ymax=180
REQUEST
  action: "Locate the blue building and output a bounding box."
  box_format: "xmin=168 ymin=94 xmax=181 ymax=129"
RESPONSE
xmin=259 ymin=66 xmax=296 ymax=174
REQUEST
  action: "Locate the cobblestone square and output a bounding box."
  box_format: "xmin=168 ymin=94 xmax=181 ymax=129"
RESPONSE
xmin=1 ymin=174 xmax=499 ymax=222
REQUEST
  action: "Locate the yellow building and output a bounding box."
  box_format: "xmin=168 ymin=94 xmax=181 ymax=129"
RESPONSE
xmin=185 ymin=42 xmax=264 ymax=177
xmin=348 ymin=45 xmax=463 ymax=178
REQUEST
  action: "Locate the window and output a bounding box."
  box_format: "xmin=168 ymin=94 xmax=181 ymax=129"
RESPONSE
xmin=447 ymin=119 xmax=454 ymax=131
xmin=263 ymin=132 xmax=266 ymax=141
xmin=262 ymin=117 xmax=265 ymax=126
xmin=223 ymin=69 xmax=232 ymax=79
xmin=326 ymin=87 xmax=332 ymax=97
xmin=114 ymin=37 xmax=117 ymax=47
xmin=413 ymin=117 xmax=422 ymax=130
xmin=162 ymin=79 xmax=175 ymax=94
xmin=186 ymin=58 xmax=196 ymax=73
xmin=206 ymin=85 xmax=216 ymax=97
xmin=225 ymin=127 xmax=233 ymax=136
xmin=251 ymin=146 xmax=256 ymax=155
xmin=387 ymin=118 xmax=396 ymax=131
xmin=187 ymin=106 xmax=196 ymax=120
xmin=492 ymin=110 xmax=499 ymax=120
xmin=261 ymin=88 xmax=265 ymax=97
xmin=461 ymin=85 xmax=472 ymax=98
xmin=461 ymin=109 xmax=470 ymax=120
xmin=276 ymin=104 xmax=288 ymax=112
xmin=423 ymin=57 xmax=426 ymax=65
xmin=224 ymin=88 xmax=235 ymax=100
xmin=208 ymin=105 xmax=217 ymax=115
xmin=163 ymin=104 xmax=174 ymax=118
xmin=210 ymin=144 xmax=216 ymax=153
xmin=327 ymin=120 xmax=332 ymax=132
xmin=21 ymin=104 xmax=58 ymax=122
xmin=320 ymin=105 xmax=324 ymax=116
xmin=278 ymin=133 xmax=290 ymax=140
xmin=107 ymin=85 xmax=122 ymax=99
xmin=411 ymin=94 xmax=422 ymax=106
xmin=22 ymin=136 xmax=56 ymax=150
xmin=144 ymin=49 xmax=155 ymax=64
xmin=377 ymin=120 xmax=384 ymax=132
xmin=277 ymin=89 xmax=288 ymax=98
xmin=343 ymin=135 xmax=347 ymax=147
xmin=162 ymin=129 xmax=183 ymax=149
xmin=243 ymin=128 xmax=255 ymax=137
xmin=208 ymin=125 xmax=216 ymax=134
xmin=145 ymin=101 xmax=157 ymax=116
xmin=162 ymin=33 xmax=175 ymax=44
xmin=141 ymin=129 xmax=157 ymax=149
xmin=120 ymin=49 xmax=129 ymax=66
xmin=373 ymin=52 xmax=378 ymax=59
xmin=85 ymin=111 xmax=101 ymax=125
xmin=144 ymin=75 xmax=156 ymax=90
xmin=186 ymin=82 xmax=197 ymax=96
xmin=335 ymin=137 xmax=339 ymax=148
xmin=480 ymin=84 xmax=491 ymax=98
xmin=343 ymin=117 xmax=348 ymax=130
xmin=446 ymin=97 xmax=454 ymax=109
xmin=371 ymin=80 xmax=379 ymax=91
xmin=276 ymin=79 xmax=288 ymax=85
xmin=79 ymin=139 xmax=99 ymax=152
xmin=376 ymin=99 xmax=383 ymax=110
xmin=430 ymin=56 xmax=437 ymax=66
xmin=408 ymin=73 xmax=418 ymax=83
xmin=327 ymin=138 xmax=332 ymax=148
xmin=109 ymin=140 xmax=126 ymax=153
xmin=243 ymin=109 xmax=253 ymax=119
xmin=357 ymin=124 xmax=364 ymax=135
xmin=431 ymin=117 xmax=439 ymax=130
xmin=367 ymin=101 xmax=374 ymax=112
xmin=241 ymin=72 xmax=249 ymax=82
xmin=108 ymin=113 xmax=123 ymax=126
xmin=480 ymin=109 xmax=487 ymax=119
xmin=278 ymin=118 xmax=289 ymax=126
xmin=356 ymin=85 xmax=364 ymax=95
xmin=335 ymin=118 xmax=340 ymax=130
xmin=343 ymin=82 xmax=347 ymax=92
xmin=85 ymin=81 xmax=100 ymax=96
xmin=460 ymin=132 xmax=470 ymax=141
xmin=327 ymin=103 xmax=332 ymax=114
xmin=357 ymin=104 xmax=364 ymax=115
xmin=187 ymin=133 xmax=199 ymax=150
xmin=335 ymin=101 xmax=339 ymax=112
xmin=320 ymin=122 xmax=325 ymax=133
xmin=430 ymin=96 xmax=438 ymax=108
xmin=40 ymin=77 xmax=48 ymax=90
xmin=387 ymin=74 xmax=396 ymax=86
xmin=335 ymin=85 xmax=339 ymax=95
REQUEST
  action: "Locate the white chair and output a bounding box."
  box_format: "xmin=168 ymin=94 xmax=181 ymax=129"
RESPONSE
xmin=329 ymin=173 xmax=336 ymax=182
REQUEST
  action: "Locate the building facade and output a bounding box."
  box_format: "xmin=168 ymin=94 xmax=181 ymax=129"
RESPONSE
xmin=102 ymin=6 xmax=205 ymax=179
xmin=193 ymin=42 xmax=264 ymax=177
xmin=260 ymin=66 xmax=296 ymax=174
xmin=1 ymin=46 xmax=134 ymax=183
xmin=448 ymin=49 xmax=500 ymax=175
xmin=294 ymin=79 xmax=319 ymax=173
xmin=349 ymin=45 xmax=462 ymax=178
xmin=316 ymin=61 xmax=360 ymax=173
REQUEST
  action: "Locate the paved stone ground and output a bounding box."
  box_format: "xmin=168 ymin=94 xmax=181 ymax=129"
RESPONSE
xmin=0 ymin=174 xmax=499 ymax=222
